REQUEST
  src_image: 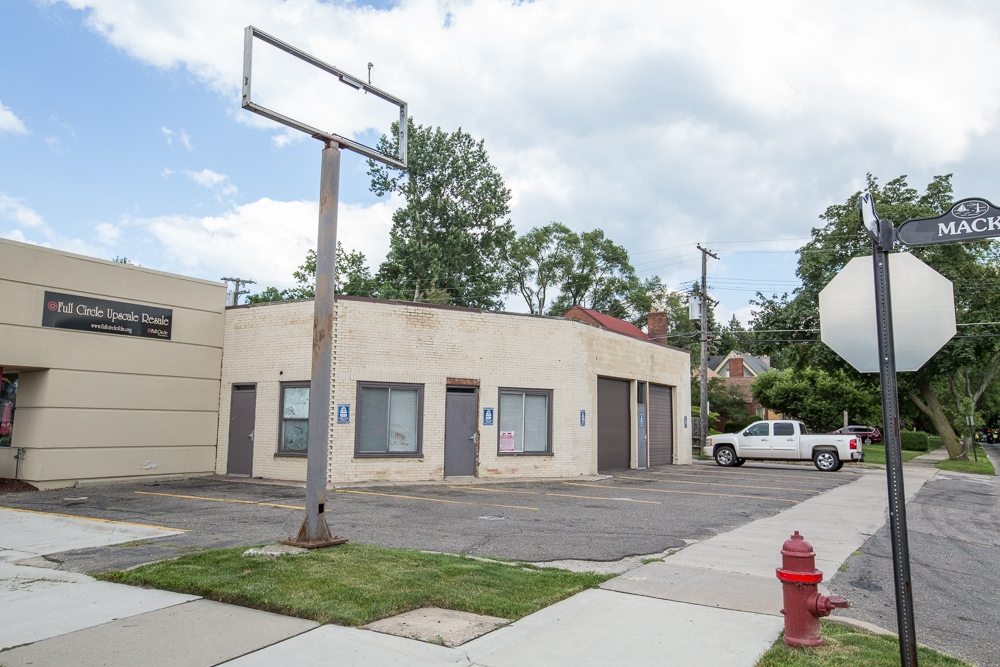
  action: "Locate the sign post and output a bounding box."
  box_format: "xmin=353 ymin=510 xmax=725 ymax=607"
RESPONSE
xmin=241 ymin=26 xmax=408 ymax=547
xmin=858 ymin=193 xmax=919 ymax=666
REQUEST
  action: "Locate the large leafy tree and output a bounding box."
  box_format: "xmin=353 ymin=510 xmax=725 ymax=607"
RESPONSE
xmin=749 ymin=174 xmax=1000 ymax=458
xmin=506 ymin=222 xmax=575 ymax=315
xmin=751 ymin=368 xmax=881 ymax=432
xmin=368 ymin=119 xmax=515 ymax=309
xmin=246 ymin=244 xmax=377 ymax=303
xmin=544 ymin=229 xmax=662 ymax=327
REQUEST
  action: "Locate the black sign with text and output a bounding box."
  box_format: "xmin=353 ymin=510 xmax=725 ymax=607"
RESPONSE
xmin=42 ymin=291 xmax=173 ymax=340
xmin=898 ymin=197 xmax=1000 ymax=246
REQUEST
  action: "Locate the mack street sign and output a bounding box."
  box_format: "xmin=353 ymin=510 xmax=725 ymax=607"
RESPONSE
xmin=897 ymin=197 xmax=1000 ymax=246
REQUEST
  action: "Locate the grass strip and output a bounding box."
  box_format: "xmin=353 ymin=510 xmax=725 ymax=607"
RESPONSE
xmin=97 ymin=542 xmax=612 ymax=626
xmin=937 ymin=443 xmax=996 ymax=475
xmin=756 ymin=621 xmax=971 ymax=667
xmin=860 ymin=445 xmax=923 ymax=466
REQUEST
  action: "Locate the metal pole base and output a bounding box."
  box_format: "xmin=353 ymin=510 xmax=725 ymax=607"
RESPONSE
xmin=282 ymin=522 xmax=348 ymax=549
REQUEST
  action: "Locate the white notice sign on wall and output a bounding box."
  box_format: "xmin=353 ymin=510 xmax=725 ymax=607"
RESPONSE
xmin=499 ymin=431 xmax=515 ymax=452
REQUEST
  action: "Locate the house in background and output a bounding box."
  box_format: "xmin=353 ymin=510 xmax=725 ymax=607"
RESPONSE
xmin=705 ymin=351 xmax=782 ymax=427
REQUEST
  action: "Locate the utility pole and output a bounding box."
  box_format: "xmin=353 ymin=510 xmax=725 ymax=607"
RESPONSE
xmin=697 ymin=244 xmax=719 ymax=449
xmin=221 ymin=277 xmax=257 ymax=307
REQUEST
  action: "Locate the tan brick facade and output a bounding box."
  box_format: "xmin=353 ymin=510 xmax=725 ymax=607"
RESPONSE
xmin=217 ymin=297 xmax=693 ymax=485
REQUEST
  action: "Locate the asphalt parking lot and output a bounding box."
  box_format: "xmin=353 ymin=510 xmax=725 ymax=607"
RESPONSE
xmin=1 ymin=461 xmax=860 ymax=573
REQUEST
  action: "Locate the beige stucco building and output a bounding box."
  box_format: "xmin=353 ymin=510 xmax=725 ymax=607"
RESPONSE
xmin=0 ymin=238 xmax=227 ymax=489
xmin=1 ymin=238 xmax=692 ymax=489
xmin=216 ymin=297 xmax=693 ymax=486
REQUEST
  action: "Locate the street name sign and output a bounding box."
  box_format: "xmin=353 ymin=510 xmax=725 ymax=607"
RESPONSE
xmin=818 ymin=254 xmax=955 ymax=373
xmin=897 ymin=197 xmax=1000 ymax=246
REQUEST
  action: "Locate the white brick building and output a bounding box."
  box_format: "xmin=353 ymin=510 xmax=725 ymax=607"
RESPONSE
xmin=216 ymin=296 xmax=693 ymax=486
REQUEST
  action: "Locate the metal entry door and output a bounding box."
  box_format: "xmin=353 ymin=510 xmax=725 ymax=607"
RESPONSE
xmin=637 ymin=404 xmax=648 ymax=469
xmin=598 ymin=377 xmax=631 ymax=471
xmin=227 ymin=384 xmax=256 ymax=476
xmin=444 ymin=388 xmax=478 ymax=476
xmin=648 ymin=384 xmax=674 ymax=466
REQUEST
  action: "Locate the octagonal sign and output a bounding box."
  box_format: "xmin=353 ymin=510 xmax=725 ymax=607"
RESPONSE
xmin=819 ymin=254 xmax=955 ymax=373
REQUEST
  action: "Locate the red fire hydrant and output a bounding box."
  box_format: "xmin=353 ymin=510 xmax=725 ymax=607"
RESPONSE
xmin=776 ymin=531 xmax=849 ymax=647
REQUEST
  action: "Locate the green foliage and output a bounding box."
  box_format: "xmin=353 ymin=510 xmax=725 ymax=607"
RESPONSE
xmin=748 ymin=174 xmax=1000 ymax=458
xmin=506 ymin=222 xmax=575 ymax=315
xmin=723 ymin=421 xmax=746 ymax=433
xmin=707 ymin=376 xmax=751 ymax=425
xmin=98 ymin=543 xmax=611 ymax=627
xmin=756 ymin=620 xmax=971 ymax=666
xmin=750 ymin=367 xmax=879 ymax=432
xmin=246 ymin=243 xmax=378 ymax=303
xmin=369 ymin=119 xmax=515 ymax=309
xmin=937 ymin=444 xmax=996 ymax=474
xmin=899 ymin=430 xmax=929 ymax=452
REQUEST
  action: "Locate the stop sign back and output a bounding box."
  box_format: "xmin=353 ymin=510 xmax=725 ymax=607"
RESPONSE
xmin=819 ymin=254 xmax=955 ymax=372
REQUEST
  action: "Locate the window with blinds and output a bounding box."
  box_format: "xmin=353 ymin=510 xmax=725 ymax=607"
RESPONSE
xmin=355 ymin=382 xmax=423 ymax=456
xmin=498 ymin=389 xmax=552 ymax=454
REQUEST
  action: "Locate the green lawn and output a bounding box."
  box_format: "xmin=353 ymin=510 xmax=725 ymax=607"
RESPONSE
xmin=859 ymin=445 xmax=923 ymax=466
xmin=937 ymin=443 xmax=996 ymax=475
xmin=756 ymin=621 xmax=971 ymax=667
xmin=97 ymin=543 xmax=612 ymax=627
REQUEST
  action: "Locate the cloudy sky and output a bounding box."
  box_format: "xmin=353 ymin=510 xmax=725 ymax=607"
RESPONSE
xmin=3 ymin=0 xmax=1000 ymax=323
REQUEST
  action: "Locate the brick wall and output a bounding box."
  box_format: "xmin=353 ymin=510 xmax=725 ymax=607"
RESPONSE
xmin=217 ymin=298 xmax=693 ymax=485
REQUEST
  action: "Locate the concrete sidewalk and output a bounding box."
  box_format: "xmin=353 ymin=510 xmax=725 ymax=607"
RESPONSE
xmin=0 ymin=461 xmax=939 ymax=667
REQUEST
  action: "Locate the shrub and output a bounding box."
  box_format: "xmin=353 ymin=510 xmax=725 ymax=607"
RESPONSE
xmin=723 ymin=422 xmax=744 ymax=433
xmin=900 ymin=430 xmax=929 ymax=452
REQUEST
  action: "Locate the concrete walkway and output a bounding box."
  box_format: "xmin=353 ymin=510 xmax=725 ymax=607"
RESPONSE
xmin=0 ymin=460 xmax=941 ymax=667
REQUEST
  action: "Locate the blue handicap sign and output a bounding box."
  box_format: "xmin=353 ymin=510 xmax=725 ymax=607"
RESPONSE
xmin=580 ymin=410 xmax=586 ymax=426
xmin=337 ymin=404 xmax=350 ymax=424
xmin=483 ymin=408 xmax=494 ymax=426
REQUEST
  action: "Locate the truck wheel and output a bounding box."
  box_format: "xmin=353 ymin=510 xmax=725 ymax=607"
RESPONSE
xmin=813 ymin=450 xmax=840 ymax=472
xmin=734 ymin=458 xmax=746 ymax=467
xmin=714 ymin=446 xmax=737 ymax=467
xmin=833 ymin=460 xmax=844 ymax=471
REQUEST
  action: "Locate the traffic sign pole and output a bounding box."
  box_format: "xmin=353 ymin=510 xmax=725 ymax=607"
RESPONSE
xmin=870 ymin=224 xmax=919 ymax=667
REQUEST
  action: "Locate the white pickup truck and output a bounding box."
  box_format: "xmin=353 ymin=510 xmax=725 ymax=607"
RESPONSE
xmin=703 ymin=420 xmax=863 ymax=471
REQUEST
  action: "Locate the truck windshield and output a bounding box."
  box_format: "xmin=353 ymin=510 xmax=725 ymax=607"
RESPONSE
xmin=798 ymin=422 xmax=809 ymax=434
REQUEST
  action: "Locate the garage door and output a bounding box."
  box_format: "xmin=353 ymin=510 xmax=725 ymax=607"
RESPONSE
xmin=598 ymin=377 xmax=631 ymax=471
xmin=648 ymin=384 xmax=674 ymax=466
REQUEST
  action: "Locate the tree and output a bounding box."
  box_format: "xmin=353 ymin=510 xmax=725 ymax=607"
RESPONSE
xmin=749 ymin=174 xmax=1000 ymax=458
xmin=716 ymin=315 xmax=748 ymax=358
xmin=506 ymin=223 xmax=574 ymax=315
xmin=706 ymin=376 xmax=751 ymax=426
xmin=245 ymin=244 xmax=377 ymax=303
xmin=368 ymin=119 xmax=516 ymax=309
xmin=751 ymin=368 xmax=880 ymax=432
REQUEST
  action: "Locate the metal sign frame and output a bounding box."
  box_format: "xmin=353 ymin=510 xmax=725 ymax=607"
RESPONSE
xmin=242 ymin=26 xmax=408 ymax=169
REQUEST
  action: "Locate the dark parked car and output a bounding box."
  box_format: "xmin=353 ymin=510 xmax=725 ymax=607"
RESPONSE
xmin=829 ymin=425 xmax=882 ymax=445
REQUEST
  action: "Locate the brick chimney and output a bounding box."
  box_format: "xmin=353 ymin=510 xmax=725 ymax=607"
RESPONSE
xmin=728 ymin=356 xmax=745 ymax=378
xmin=647 ymin=310 xmax=668 ymax=345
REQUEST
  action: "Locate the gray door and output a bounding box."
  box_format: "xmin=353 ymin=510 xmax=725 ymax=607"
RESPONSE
xmin=227 ymin=384 xmax=256 ymax=476
xmin=598 ymin=377 xmax=631 ymax=472
xmin=637 ymin=404 xmax=648 ymax=469
xmin=445 ymin=388 xmax=478 ymax=476
xmin=648 ymin=384 xmax=674 ymax=466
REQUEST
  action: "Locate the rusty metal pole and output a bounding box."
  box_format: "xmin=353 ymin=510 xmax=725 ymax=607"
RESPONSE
xmin=286 ymin=141 xmax=347 ymax=548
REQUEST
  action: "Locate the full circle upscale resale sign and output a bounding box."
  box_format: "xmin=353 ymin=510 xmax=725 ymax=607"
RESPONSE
xmin=42 ymin=291 xmax=173 ymax=340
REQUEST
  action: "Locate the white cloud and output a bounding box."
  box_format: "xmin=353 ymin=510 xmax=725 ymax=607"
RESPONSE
xmin=183 ymin=168 xmax=238 ymax=197
xmin=161 ymin=126 xmax=193 ymax=150
xmin=0 ymin=194 xmax=108 ymax=257
xmin=95 ymin=222 xmax=121 ymax=244
xmin=45 ymin=0 xmax=1000 ymax=310
xmin=131 ymin=195 xmax=398 ymax=287
xmin=0 ymin=100 xmax=27 ymax=134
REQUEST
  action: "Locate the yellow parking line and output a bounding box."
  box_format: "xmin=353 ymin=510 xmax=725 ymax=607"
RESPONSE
xmin=544 ymin=492 xmax=660 ymax=505
xmin=560 ymin=481 xmax=799 ymax=504
xmin=618 ymin=475 xmax=821 ymax=494
xmin=448 ymin=486 xmax=540 ymax=495
xmin=135 ymin=491 xmax=304 ymax=510
xmin=645 ymin=468 xmax=850 ymax=482
xmin=0 ymin=505 xmax=189 ymax=532
xmin=337 ymin=489 xmax=539 ymax=511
